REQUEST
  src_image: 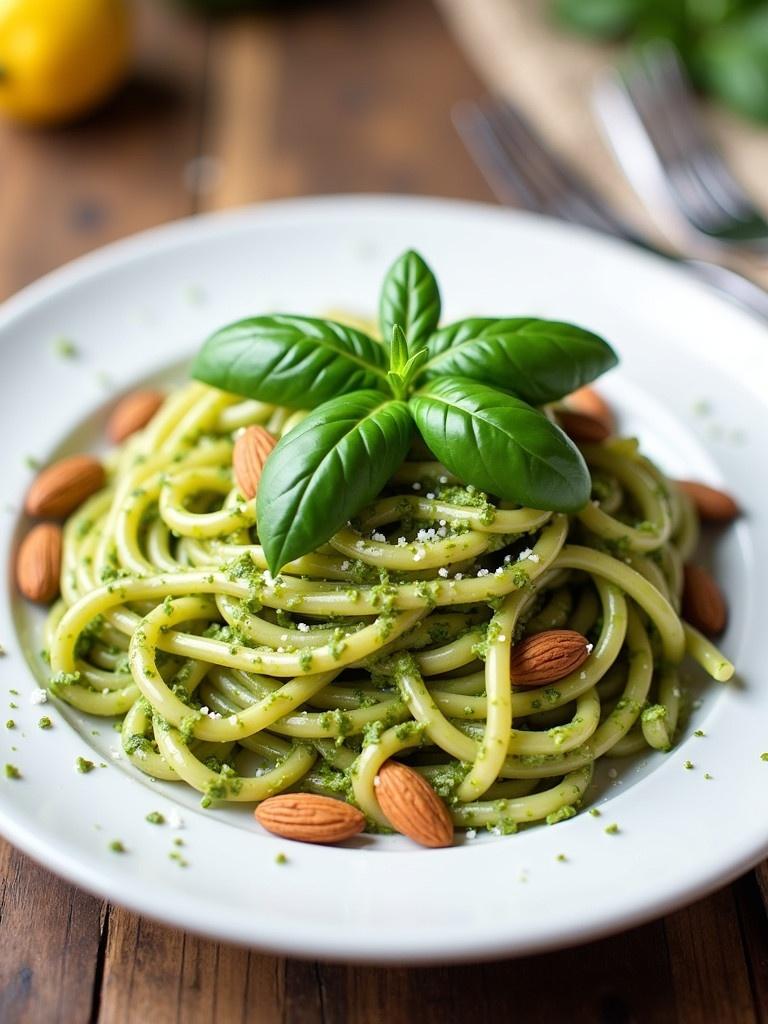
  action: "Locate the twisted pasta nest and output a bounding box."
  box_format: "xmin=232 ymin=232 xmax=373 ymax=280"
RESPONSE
xmin=47 ymin=381 xmax=732 ymax=833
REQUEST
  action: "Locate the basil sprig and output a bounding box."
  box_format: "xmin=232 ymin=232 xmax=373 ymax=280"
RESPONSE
xmin=192 ymin=250 xmax=618 ymax=573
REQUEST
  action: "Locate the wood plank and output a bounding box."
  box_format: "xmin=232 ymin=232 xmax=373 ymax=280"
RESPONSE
xmin=736 ymin=871 xmax=768 ymax=1024
xmin=665 ymin=887 xmax=757 ymax=1024
xmin=316 ymin=919 xmax=676 ymax=1024
xmin=200 ymin=0 xmax=491 ymax=211
xmin=94 ymin=916 xmax=677 ymax=1024
xmin=97 ymin=908 xmax=326 ymax=1024
xmin=0 ymin=0 xmax=207 ymax=300
xmin=0 ymin=839 xmax=104 ymax=1024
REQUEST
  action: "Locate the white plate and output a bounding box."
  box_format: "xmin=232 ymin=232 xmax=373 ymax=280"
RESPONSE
xmin=1 ymin=195 xmax=767 ymax=964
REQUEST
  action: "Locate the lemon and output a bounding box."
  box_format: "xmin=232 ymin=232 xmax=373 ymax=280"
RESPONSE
xmin=0 ymin=0 xmax=131 ymax=124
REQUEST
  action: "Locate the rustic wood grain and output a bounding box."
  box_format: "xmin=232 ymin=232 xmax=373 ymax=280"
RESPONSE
xmin=62 ymin=904 xmax=683 ymax=1024
xmin=0 ymin=0 xmax=767 ymax=1021
xmin=0 ymin=842 xmax=103 ymax=1023
xmin=736 ymin=871 xmax=768 ymax=1024
xmin=200 ymin=0 xmax=490 ymax=211
xmin=316 ymin=918 xmax=676 ymax=1023
xmin=665 ymin=888 xmax=757 ymax=1024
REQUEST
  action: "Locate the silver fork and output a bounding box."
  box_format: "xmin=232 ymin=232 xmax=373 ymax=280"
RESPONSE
xmin=593 ymin=41 xmax=768 ymax=252
xmin=453 ymin=96 xmax=768 ymax=320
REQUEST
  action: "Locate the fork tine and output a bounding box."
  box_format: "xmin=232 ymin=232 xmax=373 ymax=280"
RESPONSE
xmin=452 ymin=101 xmax=546 ymax=212
xmin=455 ymin=99 xmax=583 ymax=219
xmin=623 ymin=42 xmax=765 ymax=234
xmin=623 ymin=51 xmax=720 ymax=226
xmin=483 ymin=100 xmax=629 ymax=235
xmin=455 ymin=96 xmax=640 ymax=243
xmin=642 ymin=45 xmax=751 ymax=220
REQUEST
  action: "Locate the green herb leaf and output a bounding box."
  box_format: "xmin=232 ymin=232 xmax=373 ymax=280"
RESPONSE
xmin=192 ymin=315 xmax=388 ymax=409
xmin=696 ymin=9 xmax=768 ymax=125
xmin=419 ymin=318 xmax=617 ymax=404
xmin=410 ymin=377 xmax=590 ymax=511
xmin=379 ymin=250 xmax=440 ymax=355
xmin=552 ymin=0 xmax=645 ymax=39
xmin=257 ymin=391 xmax=414 ymax=573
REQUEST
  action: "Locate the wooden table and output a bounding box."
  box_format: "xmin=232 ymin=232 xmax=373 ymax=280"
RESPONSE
xmin=0 ymin=1 xmax=766 ymax=1020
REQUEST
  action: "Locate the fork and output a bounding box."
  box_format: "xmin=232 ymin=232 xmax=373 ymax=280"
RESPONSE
xmin=453 ymin=97 xmax=768 ymax=320
xmin=593 ymin=41 xmax=768 ymax=252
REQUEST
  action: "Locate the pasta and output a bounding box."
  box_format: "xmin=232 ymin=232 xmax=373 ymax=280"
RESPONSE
xmin=46 ymin=379 xmax=734 ymax=835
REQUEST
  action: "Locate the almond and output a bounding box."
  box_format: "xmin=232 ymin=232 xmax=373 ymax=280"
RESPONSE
xmin=233 ymin=425 xmax=277 ymax=500
xmin=16 ymin=523 xmax=63 ymax=604
xmin=107 ymin=389 xmax=165 ymax=443
xmin=676 ymin=481 xmax=740 ymax=524
xmin=566 ymin=386 xmax=615 ymax=434
xmin=375 ymin=760 xmax=453 ymax=848
xmin=254 ymin=793 xmax=365 ymax=844
xmin=25 ymin=455 xmax=106 ymax=519
xmin=510 ymin=629 xmax=590 ymax=686
xmin=556 ymin=409 xmax=611 ymax=444
xmin=682 ymin=564 xmax=727 ymax=636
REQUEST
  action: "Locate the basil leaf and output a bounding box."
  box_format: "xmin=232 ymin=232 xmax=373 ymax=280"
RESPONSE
xmin=192 ymin=315 xmax=388 ymax=409
xmin=257 ymin=391 xmax=414 ymax=573
xmin=552 ymin=0 xmax=645 ymax=38
xmin=379 ymin=250 xmax=441 ymax=354
xmin=410 ymin=377 xmax=590 ymax=512
xmin=696 ymin=9 xmax=768 ymax=125
xmin=419 ymin=318 xmax=617 ymax=405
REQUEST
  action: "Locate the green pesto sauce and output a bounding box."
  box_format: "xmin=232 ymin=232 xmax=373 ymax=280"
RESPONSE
xmin=546 ymin=804 xmax=576 ymax=826
xmin=641 ymin=704 xmax=667 ymax=724
xmin=53 ymin=336 xmax=78 ymax=359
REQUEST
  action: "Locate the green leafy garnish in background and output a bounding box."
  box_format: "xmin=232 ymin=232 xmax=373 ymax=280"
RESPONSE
xmin=192 ymin=250 xmax=617 ymax=573
xmin=552 ymin=0 xmax=768 ymax=123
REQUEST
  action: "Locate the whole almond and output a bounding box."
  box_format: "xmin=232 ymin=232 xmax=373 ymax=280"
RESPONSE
xmin=556 ymin=409 xmax=611 ymax=444
xmin=682 ymin=564 xmax=727 ymax=636
xmin=510 ymin=629 xmax=590 ymax=686
xmin=677 ymin=481 xmax=740 ymax=524
xmin=566 ymin=386 xmax=615 ymax=434
xmin=254 ymin=793 xmax=365 ymax=844
xmin=16 ymin=523 xmax=63 ymax=604
xmin=375 ymin=760 xmax=453 ymax=849
xmin=25 ymin=455 xmax=106 ymax=519
xmin=107 ymin=389 xmax=165 ymax=443
xmin=233 ymin=425 xmax=277 ymax=499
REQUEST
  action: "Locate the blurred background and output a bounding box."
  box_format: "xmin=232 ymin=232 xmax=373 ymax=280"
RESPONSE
xmin=0 ymin=0 xmax=766 ymax=305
